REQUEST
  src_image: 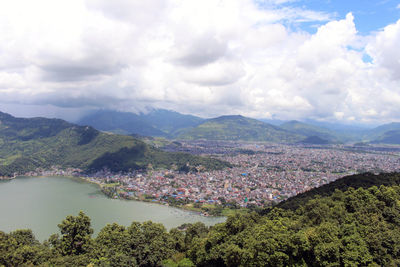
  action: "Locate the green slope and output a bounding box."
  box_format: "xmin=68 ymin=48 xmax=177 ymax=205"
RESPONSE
xmin=371 ymin=130 xmax=400 ymax=144
xmin=0 ymin=112 xmax=229 ymax=176
xmin=141 ymin=109 xmax=204 ymax=135
xmin=77 ymin=110 xmax=166 ymax=136
xmin=364 ymin=122 xmax=400 ymax=141
xmin=188 ymin=173 xmax=400 ymax=266
xmin=280 ymin=120 xmax=341 ymax=142
xmin=177 ymin=115 xmax=304 ymax=142
xmin=276 ymin=172 xmax=400 ymax=210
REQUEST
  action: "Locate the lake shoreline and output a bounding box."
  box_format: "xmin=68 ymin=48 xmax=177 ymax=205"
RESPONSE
xmin=17 ymin=175 xmax=230 ymax=217
xmin=1 ymin=176 xmax=226 ymax=241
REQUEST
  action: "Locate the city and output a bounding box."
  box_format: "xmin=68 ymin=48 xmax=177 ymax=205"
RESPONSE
xmin=24 ymin=141 xmax=400 ymax=210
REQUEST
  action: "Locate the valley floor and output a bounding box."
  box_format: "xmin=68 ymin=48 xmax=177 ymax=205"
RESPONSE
xmin=20 ymin=142 xmax=400 ymax=216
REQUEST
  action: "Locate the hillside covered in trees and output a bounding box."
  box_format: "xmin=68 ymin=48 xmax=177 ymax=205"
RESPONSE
xmin=1 ymin=172 xmax=400 ymax=266
xmin=177 ymin=115 xmax=304 ymax=143
xmin=0 ymin=111 xmax=229 ymax=176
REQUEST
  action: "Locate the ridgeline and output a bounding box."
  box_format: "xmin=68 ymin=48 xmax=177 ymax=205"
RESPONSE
xmin=177 ymin=115 xmax=304 ymax=143
xmin=0 ymin=111 xmax=230 ymax=176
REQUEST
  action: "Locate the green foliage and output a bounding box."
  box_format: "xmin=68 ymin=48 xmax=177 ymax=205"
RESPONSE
xmin=187 ymin=183 xmax=400 ymax=266
xmin=276 ymin=172 xmax=400 ymax=211
xmin=88 ymin=145 xmax=230 ymax=173
xmin=2 ymin=173 xmax=400 ymax=266
xmin=127 ymin=221 xmax=177 ymax=266
xmin=58 ymin=211 xmax=94 ymax=256
xmin=0 ymin=229 xmax=50 ymax=266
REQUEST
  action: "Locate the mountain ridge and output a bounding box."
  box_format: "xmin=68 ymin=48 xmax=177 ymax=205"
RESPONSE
xmin=177 ymin=115 xmax=304 ymax=142
xmin=7 ymin=109 xmax=400 ymax=144
xmin=280 ymin=120 xmax=341 ymax=142
xmin=77 ymin=109 xmax=204 ymax=137
xmin=0 ymin=111 xmax=229 ymax=176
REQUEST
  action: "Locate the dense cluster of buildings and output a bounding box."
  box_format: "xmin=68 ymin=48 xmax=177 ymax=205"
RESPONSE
xmin=37 ymin=142 xmax=399 ymax=207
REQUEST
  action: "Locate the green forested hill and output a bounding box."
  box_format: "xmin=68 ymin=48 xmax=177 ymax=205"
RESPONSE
xmin=276 ymin=172 xmax=400 ymax=210
xmin=0 ymin=112 xmax=229 ymax=176
xmin=371 ymin=130 xmax=400 ymax=144
xmin=364 ymin=122 xmax=400 ymax=140
xmin=2 ymin=172 xmax=400 ymax=266
xmin=177 ymin=115 xmax=304 ymax=142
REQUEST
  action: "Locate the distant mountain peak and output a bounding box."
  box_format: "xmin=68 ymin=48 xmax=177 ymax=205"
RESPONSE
xmin=178 ymin=114 xmax=303 ymax=142
xmin=213 ymin=115 xmax=245 ymax=120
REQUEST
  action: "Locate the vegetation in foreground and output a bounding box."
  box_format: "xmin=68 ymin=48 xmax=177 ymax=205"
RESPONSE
xmin=2 ymin=172 xmax=400 ymax=266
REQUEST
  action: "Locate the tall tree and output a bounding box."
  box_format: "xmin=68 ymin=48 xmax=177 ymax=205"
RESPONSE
xmin=58 ymin=211 xmax=93 ymax=256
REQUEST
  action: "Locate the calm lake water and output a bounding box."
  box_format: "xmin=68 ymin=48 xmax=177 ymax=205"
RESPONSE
xmin=0 ymin=176 xmax=225 ymax=241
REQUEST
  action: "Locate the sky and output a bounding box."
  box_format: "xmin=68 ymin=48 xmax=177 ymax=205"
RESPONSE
xmin=0 ymin=0 xmax=400 ymax=124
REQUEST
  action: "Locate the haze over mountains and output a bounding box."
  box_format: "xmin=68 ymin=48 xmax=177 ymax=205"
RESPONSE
xmin=75 ymin=109 xmax=400 ymax=145
xmin=77 ymin=109 xmax=204 ymax=138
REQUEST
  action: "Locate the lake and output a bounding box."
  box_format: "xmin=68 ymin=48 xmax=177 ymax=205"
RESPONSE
xmin=0 ymin=176 xmax=225 ymax=241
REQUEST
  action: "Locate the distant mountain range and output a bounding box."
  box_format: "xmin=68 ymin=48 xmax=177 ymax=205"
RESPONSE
xmin=56 ymin=109 xmax=400 ymax=145
xmin=176 ymin=115 xmax=304 ymax=142
xmin=77 ymin=109 xmax=204 ymax=137
xmin=0 ymin=111 xmax=229 ymax=176
xmin=280 ymin=121 xmax=400 ymax=144
xmin=280 ymin=120 xmax=340 ymax=142
xmin=370 ymin=130 xmax=400 ymax=145
xmin=363 ymin=122 xmax=400 ymax=141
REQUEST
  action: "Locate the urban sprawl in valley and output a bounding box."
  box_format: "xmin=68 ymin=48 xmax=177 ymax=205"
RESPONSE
xmin=22 ymin=141 xmax=400 ymax=210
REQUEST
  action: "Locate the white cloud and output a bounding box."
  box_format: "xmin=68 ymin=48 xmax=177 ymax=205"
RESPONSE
xmin=0 ymin=0 xmax=399 ymax=123
xmin=366 ymin=19 xmax=400 ymax=79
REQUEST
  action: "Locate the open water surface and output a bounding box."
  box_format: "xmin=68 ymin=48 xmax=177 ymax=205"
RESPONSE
xmin=0 ymin=176 xmax=225 ymax=241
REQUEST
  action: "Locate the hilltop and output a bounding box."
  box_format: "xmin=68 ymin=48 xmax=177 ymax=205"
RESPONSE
xmin=177 ymin=115 xmax=304 ymax=142
xmin=0 ymin=112 xmax=229 ymax=176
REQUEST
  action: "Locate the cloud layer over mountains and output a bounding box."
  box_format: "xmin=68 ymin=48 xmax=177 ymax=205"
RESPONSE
xmin=0 ymin=0 xmax=400 ymax=123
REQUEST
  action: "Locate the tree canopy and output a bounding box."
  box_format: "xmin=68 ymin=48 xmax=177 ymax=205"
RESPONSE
xmin=2 ymin=174 xmax=400 ymax=266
